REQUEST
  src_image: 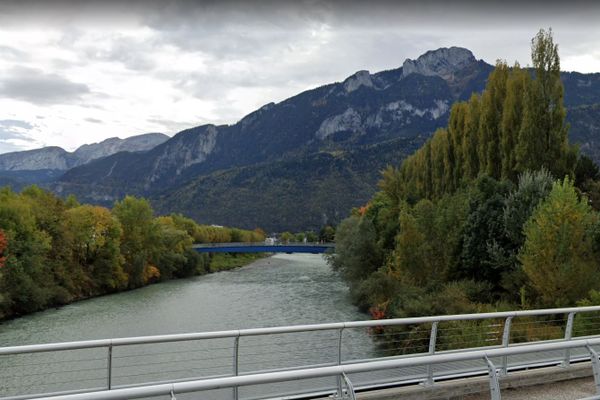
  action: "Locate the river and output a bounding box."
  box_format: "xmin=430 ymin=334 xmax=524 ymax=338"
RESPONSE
xmin=0 ymin=254 xmax=378 ymax=399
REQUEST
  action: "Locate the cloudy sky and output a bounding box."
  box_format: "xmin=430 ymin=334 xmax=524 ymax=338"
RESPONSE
xmin=1 ymin=0 xmax=599 ymax=154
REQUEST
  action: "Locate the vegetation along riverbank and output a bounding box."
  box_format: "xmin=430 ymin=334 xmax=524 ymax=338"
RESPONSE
xmin=0 ymin=188 xmax=265 ymax=320
xmin=329 ymin=29 xmax=600 ymax=349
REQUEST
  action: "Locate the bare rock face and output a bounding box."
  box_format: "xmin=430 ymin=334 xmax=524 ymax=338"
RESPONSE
xmin=148 ymin=125 xmax=218 ymax=184
xmin=0 ymin=133 xmax=169 ymax=171
xmin=73 ymin=133 xmax=169 ymax=164
xmin=343 ymin=70 xmax=374 ymax=93
xmin=402 ymin=47 xmax=476 ymax=81
xmin=0 ymin=147 xmax=75 ymax=171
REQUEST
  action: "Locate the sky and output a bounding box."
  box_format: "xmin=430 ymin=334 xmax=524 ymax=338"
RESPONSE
xmin=1 ymin=0 xmax=600 ymax=154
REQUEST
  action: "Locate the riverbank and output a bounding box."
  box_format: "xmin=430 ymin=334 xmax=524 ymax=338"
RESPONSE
xmin=0 ymin=251 xmax=268 ymax=322
xmin=209 ymin=253 xmax=269 ymax=272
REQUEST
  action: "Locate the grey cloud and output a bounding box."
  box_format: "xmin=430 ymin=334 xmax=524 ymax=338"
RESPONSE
xmin=0 ymin=67 xmax=90 ymax=105
xmin=82 ymin=36 xmax=157 ymax=71
xmin=148 ymin=118 xmax=205 ymax=133
xmin=0 ymin=119 xmax=36 ymax=144
xmin=85 ymin=117 xmax=102 ymax=123
xmin=0 ymin=140 xmax=30 ymax=153
xmin=0 ymin=119 xmax=34 ymax=130
xmin=0 ymin=46 xmax=28 ymax=60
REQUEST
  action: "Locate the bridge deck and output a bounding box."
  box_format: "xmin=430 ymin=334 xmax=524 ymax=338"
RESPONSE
xmin=193 ymin=242 xmax=335 ymax=253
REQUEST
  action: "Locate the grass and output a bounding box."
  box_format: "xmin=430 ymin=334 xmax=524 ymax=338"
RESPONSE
xmin=209 ymin=253 xmax=268 ymax=272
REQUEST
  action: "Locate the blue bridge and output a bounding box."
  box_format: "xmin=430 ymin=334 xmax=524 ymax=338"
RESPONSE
xmin=193 ymin=242 xmax=335 ymax=253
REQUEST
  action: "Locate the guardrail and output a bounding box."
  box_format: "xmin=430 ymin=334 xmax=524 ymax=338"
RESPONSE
xmin=3 ymin=305 xmax=600 ymax=399
xmin=22 ymin=337 xmax=600 ymax=400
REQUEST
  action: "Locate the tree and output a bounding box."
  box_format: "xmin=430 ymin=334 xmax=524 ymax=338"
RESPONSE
xmin=64 ymin=205 xmax=127 ymax=293
xmin=519 ymin=178 xmax=600 ymax=307
xmin=504 ymin=169 xmax=554 ymax=245
xmin=516 ymin=28 xmax=574 ymax=177
xmin=319 ymin=225 xmax=336 ymax=242
xmin=329 ymin=216 xmax=382 ymax=291
xmin=575 ymin=155 xmax=600 ymax=188
xmin=479 ymin=60 xmax=509 ymax=179
xmin=305 ymin=231 xmax=318 ymax=242
xmin=280 ymin=231 xmax=293 ymax=243
xmin=501 ymin=64 xmax=530 ymax=181
xmin=456 ymin=176 xmax=513 ymax=289
xmin=0 ymin=189 xmax=53 ymax=316
xmin=112 ymin=196 xmax=159 ymax=288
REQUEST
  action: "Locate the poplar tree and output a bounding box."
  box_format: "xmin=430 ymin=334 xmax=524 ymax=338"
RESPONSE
xmin=479 ymin=61 xmax=509 ymax=179
xmin=462 ymin=94 xmax=481 ymax=180
xmin=501 ymin=64 xmax=530 ymax=181
xmin=516 ymin=28 xmax=572 ymax=177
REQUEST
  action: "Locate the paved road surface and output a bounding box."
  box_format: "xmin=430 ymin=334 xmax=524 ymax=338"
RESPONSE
xmin=465 ymin=376 xmax=595 ymax=400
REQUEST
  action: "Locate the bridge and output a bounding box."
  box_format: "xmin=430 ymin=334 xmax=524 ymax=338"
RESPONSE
xmin=193 ymin=242 xmax=335 ymax=253
xmin=3 ymin=306 xmax=600 ymax=400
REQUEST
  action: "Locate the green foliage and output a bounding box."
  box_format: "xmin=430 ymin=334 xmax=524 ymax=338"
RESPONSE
xmin=328 ymin=216 xmax=382 ymax=293
xmin=455 ymin=177 xmax=513 ymax=289
xmin=396 ymin=29 xmax=575 ymax=202
xmin=280 ymin=232 xmax=293 ymax=243
xmin=0 ymin=186 xmax=259 ymax=320
xmin=519 ymin=178 xmax=600 ymax=307
xmin=208 ymin=253 xmax=264 ymax=273
xmin=330 ymin=30 xmax=600 ymax=328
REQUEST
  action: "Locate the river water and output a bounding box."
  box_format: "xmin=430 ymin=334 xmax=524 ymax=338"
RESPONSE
xmin=0 ymin=254 xmax=379 ymax=399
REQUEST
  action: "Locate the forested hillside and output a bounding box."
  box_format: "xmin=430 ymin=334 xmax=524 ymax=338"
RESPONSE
xmin=0 ymin=188 xmax=264 ymax=320
xmin=330 ymin=29 xmax=600 ymax=326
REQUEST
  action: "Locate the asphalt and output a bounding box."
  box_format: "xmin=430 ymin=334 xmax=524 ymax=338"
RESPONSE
xmin=464 ymin=376 xmax=596 ymax=400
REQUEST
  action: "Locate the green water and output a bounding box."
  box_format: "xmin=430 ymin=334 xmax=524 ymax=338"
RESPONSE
xmin=0 ymin=254 xmax=377 ymax=398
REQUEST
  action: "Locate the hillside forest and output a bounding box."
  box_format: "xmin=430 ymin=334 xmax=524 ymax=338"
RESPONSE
xmin=0 ymin=189 xmax=265 ymax=320
xmin=329 ymin=29 xmax=600 ymax=347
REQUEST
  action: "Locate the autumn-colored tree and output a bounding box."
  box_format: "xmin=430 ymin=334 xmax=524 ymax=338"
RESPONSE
xmin=64 ymin=205 xmax=127 ymax=294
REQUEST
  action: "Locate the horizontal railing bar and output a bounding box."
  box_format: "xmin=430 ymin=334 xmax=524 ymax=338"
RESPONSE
xmin=3 ymin=306 xmax=600 ymax=356
xmin=25 ymin=337 xmax=600 ymax=400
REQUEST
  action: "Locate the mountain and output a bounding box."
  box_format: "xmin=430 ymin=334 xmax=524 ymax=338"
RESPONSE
xmin=22 ymin=48 xmax=600 ymax=231
xmin=0 ymin=147 xmax=76 ymax=171
xmin=0 ymin=133 xmax=168 ymax=172
xmin=0 ymin=133 xmax=169 ymax=190
xmin=57 ymin=49 xmax=490 ymax=195
xmin=71 ymin=133 xmax=170 ymax=165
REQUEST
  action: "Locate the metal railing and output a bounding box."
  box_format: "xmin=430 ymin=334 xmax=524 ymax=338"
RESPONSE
xmin=3 ymin=305 xmax=600 ymax=399
xmin=21 ymin=337 xmax=600 ymax=400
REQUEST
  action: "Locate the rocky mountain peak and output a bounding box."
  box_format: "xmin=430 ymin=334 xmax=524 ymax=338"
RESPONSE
xmin=343 ymin=70 xmax=374 ymax=92
xmin=402 ymin=47 xmax=476 ymax=80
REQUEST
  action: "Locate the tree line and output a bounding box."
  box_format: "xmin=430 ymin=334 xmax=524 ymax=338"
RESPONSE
xmin=329 ymin=29 xmax=600 ymax=333
xmin=0 ymin=188 xmax=264 ymax=319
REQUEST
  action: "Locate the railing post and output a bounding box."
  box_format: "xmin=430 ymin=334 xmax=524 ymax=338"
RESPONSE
xmin=106 ymin=343 xmax=113 ymax=390
xmin=562 ymin=312 xmax=576 ymax=367
xmin=423 ymin=321 xmax=438 ymax=386
xmin=336 ymin=328 xmax=344 ymax=397
xmin=233 ymin=336 xmax=240 ymax=400
xmin=500 ymin=316 xmax=513 ymax=376
xmin=587 ymin=345 xmax=600 ymax=394
xmin=485 ymin=355 xmax=501 ymax=400
xmin=340 ymin=373 xmax=356 ymax=400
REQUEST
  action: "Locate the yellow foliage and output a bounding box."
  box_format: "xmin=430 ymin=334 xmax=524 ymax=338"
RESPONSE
xmin=143 ymin=264 xmax=161 ymax=284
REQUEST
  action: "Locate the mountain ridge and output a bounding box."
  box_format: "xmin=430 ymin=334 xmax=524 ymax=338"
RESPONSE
xmin=4 ymin=46 xmax=600 ymax=231
xmin=0 ymin=132 xmax=169 ymax=171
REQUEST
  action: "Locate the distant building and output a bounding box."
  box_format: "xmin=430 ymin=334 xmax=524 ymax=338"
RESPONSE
xmin=265 ymin=237 xmax=276 ymax=245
